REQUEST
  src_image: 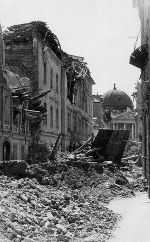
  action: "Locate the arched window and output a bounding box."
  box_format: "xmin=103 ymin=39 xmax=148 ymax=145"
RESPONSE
xmin=3 ymin=141 xmax=10 ymax=161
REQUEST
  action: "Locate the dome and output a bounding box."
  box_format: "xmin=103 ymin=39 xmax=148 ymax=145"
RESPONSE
xmin=102 ymin=84 xmax=133 ymax=111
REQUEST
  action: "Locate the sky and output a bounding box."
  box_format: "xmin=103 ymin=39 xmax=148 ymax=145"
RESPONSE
xmin=0 ymin=0 xmax=141 ymax=98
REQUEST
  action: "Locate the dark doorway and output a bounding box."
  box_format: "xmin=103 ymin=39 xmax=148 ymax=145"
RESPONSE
xmin=3 ymin=141 xmax=10 ymax=161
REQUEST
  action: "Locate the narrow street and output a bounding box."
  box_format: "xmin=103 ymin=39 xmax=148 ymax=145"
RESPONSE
xmin=108 ymin=192 xmax=150 ymax=242
xmin=1 ymin=1 xmax=150 ymax=242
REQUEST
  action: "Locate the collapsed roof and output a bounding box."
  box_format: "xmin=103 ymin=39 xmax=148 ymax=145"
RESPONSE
xmin=62 ymin=52 xmax=94 ymax=103
xmin=3 ymin=21 xmax=94 ymax=104
xmin=3 ymin=21 xmax=62 ymax=60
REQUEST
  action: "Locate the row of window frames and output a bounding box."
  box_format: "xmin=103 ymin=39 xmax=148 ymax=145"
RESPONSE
xmin=44 ymin=64 xmax=59 ymax=92
xmin=43 ymin=104 xmax=59 ymax=128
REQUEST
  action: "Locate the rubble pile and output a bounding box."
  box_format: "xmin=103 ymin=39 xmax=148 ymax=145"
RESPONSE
xmin=121 ymin=141 xmax=146 ymax=192
xmin=122 ymin=162 xmax=147 ymax=192
xmin=123 ymin=140 xmax=141 ymax=158
xmin=0 ymin=140 xmax=146 ymax=242
xmin=0 ymin=175 xmax=118 ymax=242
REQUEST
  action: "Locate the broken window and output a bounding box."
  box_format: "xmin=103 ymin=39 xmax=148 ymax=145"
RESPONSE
xmin=50 ymin=68 xmax=53 ymax=89
xmin=56 ymin=108 xmax=59 ymax=129
xmin=21 ymin=145 xmax=25 ymax=160
xmin=50 ymin=106 xmax=53 ymax=127
xmin=56 ymin=73 xmax=59 ymax=93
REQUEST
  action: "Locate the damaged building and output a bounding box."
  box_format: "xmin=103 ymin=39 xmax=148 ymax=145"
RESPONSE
xmin=1 ymin=21 xmax=94 ymax=159
xmin=0 ymin=25 xmax=31 ymax=160
xmin=62 ymin=53 xmax=94 ymax=150
xmin=131 ymin=0 xmax=150 ymax=195
xmin=92 ymin=84 xmax=137 ymax=139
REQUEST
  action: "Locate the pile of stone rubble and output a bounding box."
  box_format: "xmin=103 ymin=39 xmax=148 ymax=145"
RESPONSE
xmin=0 ymin=141 xmax=146 ymax=242
xmin=0 ymin=174 xmax=118 ymax=242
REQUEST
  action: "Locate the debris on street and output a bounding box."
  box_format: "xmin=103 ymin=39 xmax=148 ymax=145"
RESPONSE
xmin=0 ymin=137 xmax=146 ymax=242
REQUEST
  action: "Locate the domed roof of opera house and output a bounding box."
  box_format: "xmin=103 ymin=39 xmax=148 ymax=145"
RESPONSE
xmin=102 ymin=84 xmax=133 ymax=111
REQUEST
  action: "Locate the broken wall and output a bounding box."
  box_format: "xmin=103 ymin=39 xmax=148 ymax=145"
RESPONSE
xmin=5 ymin=43 xmax=38 ymax=91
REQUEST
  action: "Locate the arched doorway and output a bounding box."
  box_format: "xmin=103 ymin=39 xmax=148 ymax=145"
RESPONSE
xmin=3 ymin=141 xmax=10 ymax=161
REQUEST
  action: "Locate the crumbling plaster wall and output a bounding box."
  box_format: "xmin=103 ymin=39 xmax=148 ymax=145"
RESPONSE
xmin=3 ymin=42 xmax=37 ymax=160
xmin=5 ymin=44 xmax=38 ymax=91
xmin=37 ymin=41 xmax=62 ymax=148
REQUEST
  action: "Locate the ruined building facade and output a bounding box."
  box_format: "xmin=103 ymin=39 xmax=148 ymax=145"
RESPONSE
xmin=131 ymin=0 xmax=150 ymax=190
xmin=0 ymin=21 xmax=94 ymax=160
xmin=0 ymin=26 xmax=30 ymax=161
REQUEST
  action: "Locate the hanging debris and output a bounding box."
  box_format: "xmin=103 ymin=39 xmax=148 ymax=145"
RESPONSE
xmin=62 ymin=52 xmax=93 ymax=103
xmin=11 ymin=88 xmax=48 ymax=144
xmin=129 ymin=44 xmax=148 ymax=69
xmin=3 ymin=21 xmax=62 ymax=60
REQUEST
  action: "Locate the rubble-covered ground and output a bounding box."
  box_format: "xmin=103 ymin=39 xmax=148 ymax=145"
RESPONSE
xmin=0 ymin=142 xmax=147 ymax=242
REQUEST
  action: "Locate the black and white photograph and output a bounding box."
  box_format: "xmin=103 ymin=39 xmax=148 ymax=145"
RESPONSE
xmin=0 ymin=0 xmax=149 ymax=241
